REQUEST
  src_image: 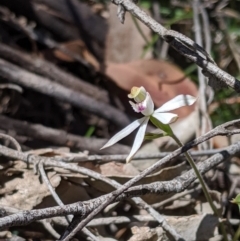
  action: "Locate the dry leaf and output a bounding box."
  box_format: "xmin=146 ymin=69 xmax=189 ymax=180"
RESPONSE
xmin=99 ymin=162 xmax=140 ymax=177
xmin=99 ymin=237 xmax=118 ymax=241
xmin=105 ymin=4 xmax=152 ymax=63
xmin=164 ymin=199 xmax=193 ymax=210
xmin=82 ymin=161 xmax=187 ymax=204
xmin=0 ymin=168 xmax=61 ymax=210
xmin=195 ymin=190 xmax=222 ymax=215
xmin=128 ymin=226 xmax=158 ymax=241
xmin=36 ymin=179 xmax=90 ymax=209
xmin=105 ymin=59 xmax=197 ymax=118
xmin=53 ymin=40 xmax=100 ymax=69
xmin=129 ymin=214 xmax=218 ymax=241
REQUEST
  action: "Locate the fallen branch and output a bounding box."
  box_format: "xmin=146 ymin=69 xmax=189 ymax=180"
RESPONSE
xmin=0 ymin=115 xmax=130 ymax=154
xmin=58 ymin=118 xmax=240 ymax=241
xmin=0 ymin=42 xmax=108 ymax=103
xmin=0 ymin=140 xmax=238 ymax=230
xmin=111 ymin=0 xmax=240 ymax=92
xmin=0 ymin=58 xmax=130 ymax=127
xmin=39 ymin=163 xmax=100 ymax=241
xmin=65 ymin=149 xmax=227 ymax=163
xmin=0 ymin=119 xmax=239 ymax=231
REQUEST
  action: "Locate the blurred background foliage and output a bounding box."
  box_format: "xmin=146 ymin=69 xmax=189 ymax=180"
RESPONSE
xmin=135 ymin=0 xmax=240 ymax=127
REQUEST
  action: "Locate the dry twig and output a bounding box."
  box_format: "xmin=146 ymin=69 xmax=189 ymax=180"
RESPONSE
xmin=193 ymin=0 xmax=212 ymax=150
xmin=64 ymin=149 xmax=229 ymax=163
xmin=0 ymin=42 xmax=108 ymax=102
xmin=111 ymin=0 xmax=240 ymax=92
xmin=0 ymin=115 xmax=130 ymax=155
xmin=0 ymin=59 xmax=129 ymax=127
xmin=0 ymin=119 xmax=239 ymax=238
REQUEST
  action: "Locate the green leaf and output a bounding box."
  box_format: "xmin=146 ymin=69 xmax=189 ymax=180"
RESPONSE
xmin=165 ymin=10 xmax=193 ymax=27
xmin=139 ymin=0 xmax=151 ymax=9
xmin=231 ymin=193 xmax=240 ymax=213
xmin=85 ymin=126 xmax=95 ymax=137
xmin=160 ymin=7 xmax=171 ymax=15
xmin=150 ymin=116 xmax=173 ymax=135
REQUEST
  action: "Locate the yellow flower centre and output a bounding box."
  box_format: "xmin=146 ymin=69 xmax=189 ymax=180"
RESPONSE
xmin=128 ymin=86 xmax=147 ymax=103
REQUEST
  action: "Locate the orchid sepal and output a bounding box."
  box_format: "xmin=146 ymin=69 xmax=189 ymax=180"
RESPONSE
xmin=155 ymin=95 xmax=196 ymax=113
xmin=152 ymin=112 xmax=178 ymax=125
xmin=126 ymin=117 xmax=149 ymax=163
xmin=101 ymin=117 xmax=147 ymax=150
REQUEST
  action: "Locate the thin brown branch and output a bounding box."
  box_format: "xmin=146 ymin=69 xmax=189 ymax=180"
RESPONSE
xmin=0 ymin=119 xmax=240 ymax=233
xmin=38 ymin=162 xmax=71 ymax=223
xmin=43 ymin=119 xmax=240 ymax=240
xmin=152 ymin=185 xmax=201 ymax=209
xmin=112 ymin=0 xmax=240 ymax=92
xmin=123 ymin=142 xmax=239 ymax=196
xmin=43 ymin=156 xmax=183 ymax=239
xmin=62 ymin=149 xmax=227 ymax=163
xmin=40 ymin=220 xmax=60 ymax=239
xmin=193 ymin=0 xmax=212 ymax=150
xmin=0 ymin=133 xmax=21 ymax=151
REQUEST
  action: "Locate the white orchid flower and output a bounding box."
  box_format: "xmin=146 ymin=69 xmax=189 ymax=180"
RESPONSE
xmin=101 ymin=86 xmax=196 ymax=163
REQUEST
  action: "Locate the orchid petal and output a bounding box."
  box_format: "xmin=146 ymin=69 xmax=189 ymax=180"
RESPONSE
xmin=141 ymin=93 xmax=154 ymax=116
xmin=152 ymin=112 xmax=178 ymax=124
xmin=126 ymin=117 xmax=149 ymax=163
xmin=101 ymin=117 xmax=147 ymax=150
xmin=155 ymin=95 xmax=196 ymax=113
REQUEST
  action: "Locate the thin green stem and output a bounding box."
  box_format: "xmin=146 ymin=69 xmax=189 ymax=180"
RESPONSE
xmin=171 ymin=133 xmax=217 ymax=212
xmin=131 ymin=16 xmax=159 ymax=57
xmin=170 ymin=132 xmax=228 ymax=241
xmin=233 ymin=224 xmax=240 ymax=241
xmin=131 ymin=15 xmax=149 ymax=45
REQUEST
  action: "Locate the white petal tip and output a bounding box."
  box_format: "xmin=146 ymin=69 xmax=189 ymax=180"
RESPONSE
xmin=100 ymin=143 xmax=109 ymax=150
xmin=126 ymin=153 xmax=134 ymax=163
xmin=186 ymin=95 xmax=197 ymax=105
xmin=126 ymin=157 xmax=132 ymax=163
xmin=169 ymin=116 xmax=178 ymax=124
xmin=152 ymin=112 xmax=178 ymax=125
